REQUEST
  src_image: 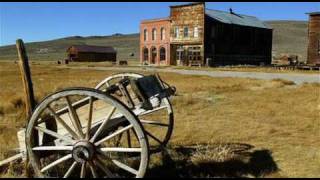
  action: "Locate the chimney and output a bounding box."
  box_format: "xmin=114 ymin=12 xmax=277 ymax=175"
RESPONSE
xmin=229 ymin=8 xmax=234 ymax=14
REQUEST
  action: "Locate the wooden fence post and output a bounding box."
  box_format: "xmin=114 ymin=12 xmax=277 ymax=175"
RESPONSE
xmin=16 ymin=39 xmax=36 ymax=177
xmin=16 ymin=39 xmax=36 ymax=118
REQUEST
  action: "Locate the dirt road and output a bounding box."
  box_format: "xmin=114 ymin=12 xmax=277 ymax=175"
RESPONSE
xmin=60 ymin=66 xmax=320 ymax=85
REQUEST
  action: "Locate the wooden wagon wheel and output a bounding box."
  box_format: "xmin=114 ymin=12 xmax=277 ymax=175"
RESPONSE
xmin=95 ymin=73 xmax=174 ymax=153
xmin=26 ymin=88 xmax=149 ymax=178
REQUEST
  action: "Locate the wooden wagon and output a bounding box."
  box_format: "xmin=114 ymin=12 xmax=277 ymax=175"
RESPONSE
xmin=0 ymin=40 xmax=176 ymax=178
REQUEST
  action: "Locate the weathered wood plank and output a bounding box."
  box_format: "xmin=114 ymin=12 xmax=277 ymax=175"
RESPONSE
xmin=16 ymin=39 xmax=36 ymax=119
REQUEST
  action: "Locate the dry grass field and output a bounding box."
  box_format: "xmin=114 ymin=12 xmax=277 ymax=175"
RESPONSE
xmin=171 ymin=65 xmax=320 ymax=74
xmin=0 ymin=61 xmax=319 ymax=177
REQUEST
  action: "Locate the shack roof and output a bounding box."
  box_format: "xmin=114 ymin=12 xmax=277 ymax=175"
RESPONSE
xmin=307 ymin=12 xmax=320 ymax=15
xmin=67 ymin=45 xmax=116 ymax=53
xmin=205 ymin=9 xmax=272 ymax=29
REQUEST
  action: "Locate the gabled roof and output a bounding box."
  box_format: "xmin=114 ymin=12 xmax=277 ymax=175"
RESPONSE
xmin=205 ymin=9 xmax=272 ymax=29
xmin=67 ymin=45 xmax=116 ymax=53
xmin=307 ymin=12 xmax=320 ymax=16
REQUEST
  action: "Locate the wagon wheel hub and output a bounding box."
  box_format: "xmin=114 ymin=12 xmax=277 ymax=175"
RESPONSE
xmin=72 ymin=141 xmax=95 ymax=163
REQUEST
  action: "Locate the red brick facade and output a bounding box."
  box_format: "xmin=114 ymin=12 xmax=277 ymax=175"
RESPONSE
xmin=140 ymin=18 xmax=171 ymax=65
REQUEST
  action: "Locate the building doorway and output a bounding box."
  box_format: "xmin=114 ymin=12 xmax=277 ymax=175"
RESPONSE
xmin=160 ymin=47 xmax=166 ymax=62
xmin=143 ymin=48 xmax=149 ymax=63
xmin=187 ymin=46 xmax=202 ymax=65
xmin=176 ymin=46 xmax=185 ymax=65
xmin=151 ymin=47 xmax=157 ymax=64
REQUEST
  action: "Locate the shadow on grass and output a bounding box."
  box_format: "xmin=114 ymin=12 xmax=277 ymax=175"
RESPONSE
xmin=146 ymin=143 xmax=279 ymax=178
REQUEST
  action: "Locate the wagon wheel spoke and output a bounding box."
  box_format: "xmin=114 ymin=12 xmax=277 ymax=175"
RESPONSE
xmin=105 ymin=81 xmax=110 ymax=88
xmin=140 ymin=119 xmax=169 ymax=127
xmin=95 ymin=124 xmax=133 ymax=146
xmin=130 ymin=128 xmax=139 ymax=141
xmin=126 ymin=130 xmax=132 ymax=148
xmin=100 ymin=147 xmax=142 ymax=153
xmin=34 ymin=126 xmax=75 ymax=144
xmin=32 ymin=146 xmax=73 ymax=151
xmin=145 ymin=130 xmax=163 ymax=145
xmin=90 ymin=107 xmax=116 ymax=143
xmin=65 ymin=96 xmax=85 ymax=139
xmin=64 ymin=161 xmax=78 ymax=178
xmin=112 ymin=159 xmax=138 ymax=176
xmin=40 ymin=154 xmax=72 ymax=173
xmin=115 ymin=132 xmax=123 ymax=147
xmin=88 ymin=161 xmax=98 ymax=178
xmin=97 ymin=152 xmax=138 ymax=176
xmin=47 ymin=106 xmax=80 ymax=140
xmin=86 ymin=97 xmax=94 ymax=140
xmin=94 ymin=156 xmax=115 ymax=178
xmin=80 ymin=162 xmax=87 ymax=178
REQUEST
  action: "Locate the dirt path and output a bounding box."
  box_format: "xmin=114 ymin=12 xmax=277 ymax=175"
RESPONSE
xmin=59 ymin=66 xmax=320 ymax=85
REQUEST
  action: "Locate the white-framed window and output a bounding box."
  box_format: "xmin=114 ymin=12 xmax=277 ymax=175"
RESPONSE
xmin=152 ymin=28 xmax=157 ymax=41
xmin=175 ymin=27 xmax=179 ymax=38
xmin=184 ymin=27 xmax=189 ymax=37
xmin=161 ymin=27 xmax=165 ymax=40
xmin=194 ymin=27 xmax=199 ymax=38
xmin=143 ymin=29 xmax=148 ymax=41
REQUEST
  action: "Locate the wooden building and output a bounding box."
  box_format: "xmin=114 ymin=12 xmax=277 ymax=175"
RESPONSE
xmin=67 ymin=45 xmax=117 ymax=62
xmin=140 ymin=2 xmax=273 ymax=66
xmin=205 ymin=8 xmax=273 ymax=66
xmin=307 ymin=12 xmax=320 ymax=65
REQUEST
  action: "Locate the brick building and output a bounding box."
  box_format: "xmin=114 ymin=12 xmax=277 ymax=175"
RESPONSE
xmin=140 ymin=2 xmax=272 ymax=66
xmin=140 ymin=18 xmax=171 ymax=65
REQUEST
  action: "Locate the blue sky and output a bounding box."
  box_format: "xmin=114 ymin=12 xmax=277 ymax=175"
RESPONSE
xmin=0 ymin=2 xmax=319 ymax=46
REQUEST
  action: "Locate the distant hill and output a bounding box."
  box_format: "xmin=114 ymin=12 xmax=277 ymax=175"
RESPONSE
xmin=0 ymin=33 xmax=140 ymax=61
xmin=266 ymin=20 xmax=308 ymax=62
xmin=0 ymin=21 xmax=309 ymax=62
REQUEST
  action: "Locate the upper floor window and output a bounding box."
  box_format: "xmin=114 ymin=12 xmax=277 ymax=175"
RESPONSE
xmin=161 ymin=27 xmax=165 ymax=40
xmin=184 ymin=27 xmax=189 ymax=37
xmin=194 ymin=27 xmax=199 ymax=38
xmin=143 ymin=29 xmax=148 ymax=41
xmin=175 ymin=27 xmax=179 ymax=38
xmin=152 ymin=28 xmax=157 ymax=41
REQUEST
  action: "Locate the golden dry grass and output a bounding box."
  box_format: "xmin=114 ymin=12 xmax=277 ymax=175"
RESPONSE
xmin=0 ymin=61 xmax=319 ymax=177
xmin=172 ymin=65 xmax=320 ymax=74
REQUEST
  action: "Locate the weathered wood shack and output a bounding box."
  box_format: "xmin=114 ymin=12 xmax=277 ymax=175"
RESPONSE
xmin=204 ymin=8 xmax=273 ymax=66
xmin=67 ymin=45 xmax=117 ymax=62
